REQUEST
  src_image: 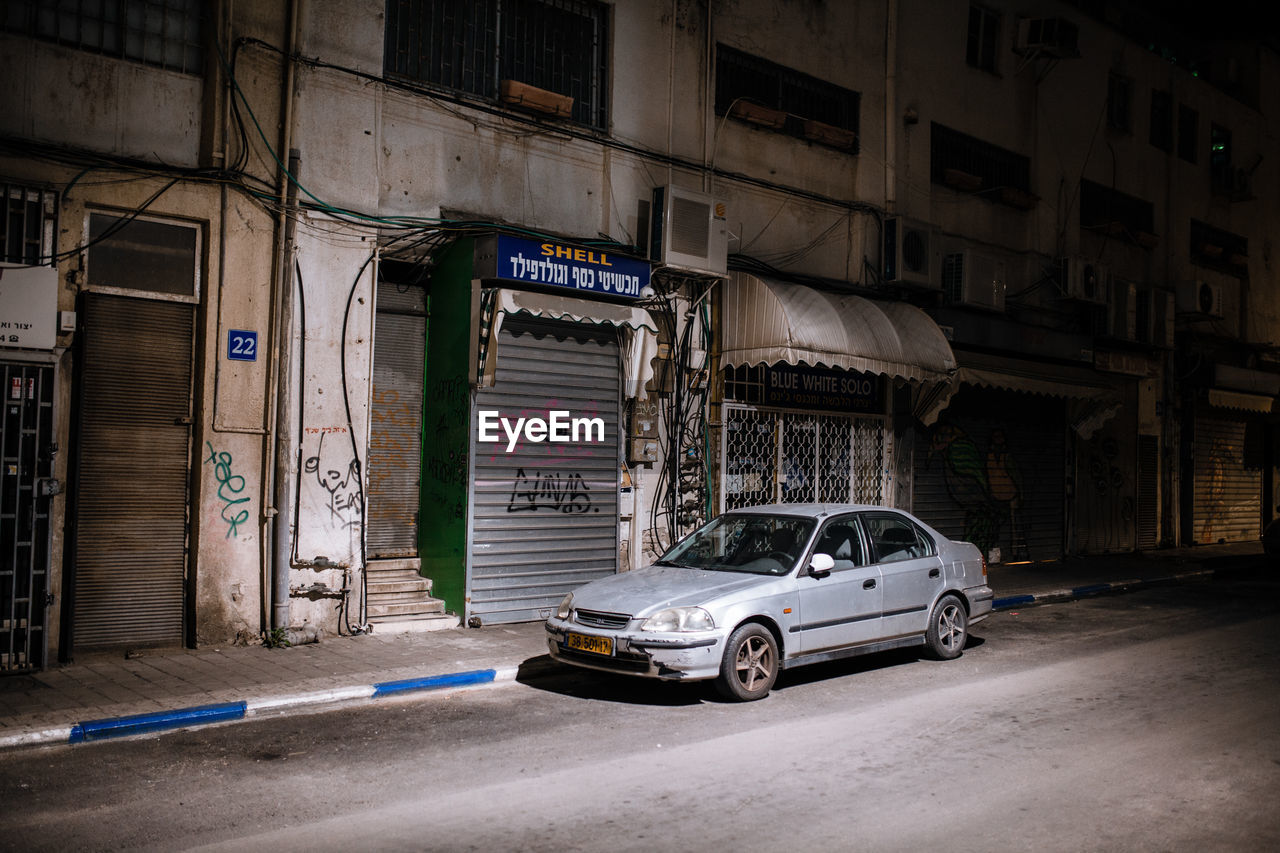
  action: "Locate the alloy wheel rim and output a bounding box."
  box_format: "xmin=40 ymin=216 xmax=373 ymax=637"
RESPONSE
xmin=736 ymin=636 xmax=773 ymax=689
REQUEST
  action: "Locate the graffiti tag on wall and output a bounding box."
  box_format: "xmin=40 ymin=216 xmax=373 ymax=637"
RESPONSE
xmin=205 ymin=442 xmax=251 ymax=539
xmin=303 ymin=432 xmax=363 ymax=531
xmin=507 ymin=468 xmax=596 ymax=513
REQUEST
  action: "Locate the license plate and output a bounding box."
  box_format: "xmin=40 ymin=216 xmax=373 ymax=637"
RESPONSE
xmin=567 ymin=632 xmax=613 ymax=656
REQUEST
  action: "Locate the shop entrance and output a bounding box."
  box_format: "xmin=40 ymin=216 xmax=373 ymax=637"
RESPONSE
xmin=0 ymin=361 xmax=55 ymax=672
xmin=721 ymin=404 xmax=888 ymax=511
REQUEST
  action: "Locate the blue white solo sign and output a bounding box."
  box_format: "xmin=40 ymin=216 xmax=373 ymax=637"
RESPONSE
xmin=227 ymin=329 xmax=258 ymax=362
xmin=490 ymin=234 xmax=650 ymax=299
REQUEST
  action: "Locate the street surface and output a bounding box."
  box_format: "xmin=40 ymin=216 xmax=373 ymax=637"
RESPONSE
xmin=3 ymin=569 xmax=1279 ymax=852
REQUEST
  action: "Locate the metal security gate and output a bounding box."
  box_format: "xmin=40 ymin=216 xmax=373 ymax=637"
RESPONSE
xmin=721 ymin=404 xmax=887 ymax=511
xmin=914 ymin=391 xmax=1065 ymax=562
xmin=1 ymin=362 xmax=54 ymax=672
xmin=72 ymin=293 xmax=194 ymax=649
xmin=367 ymin=279 xmax=426 ymax=557
xmin=470 ymin=317 xmax=620 ymax=624
xmin=1191 ymin=409 xmax=1260 ymax=544
xmin=1136 ymin=434 xmax=1159 ymax=549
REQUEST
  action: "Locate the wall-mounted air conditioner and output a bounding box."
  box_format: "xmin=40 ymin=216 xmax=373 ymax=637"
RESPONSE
xmin=943 ymin=250 xmax=1007 ymax=312
xmin=1195 ymin=279 xmax=1224 ymax=318
xmin=1015 ymin=17 xmax=1080 ymax=58
xmin=883 ymin=216 xmax=940 ymax=288
xmin=1060 ymin=256 xmax=1109 ymax=304
xmin=1108 ymin=278 xmax=1137 ymax=340
xmin=649 ymin=185 xmax=728 ymax=276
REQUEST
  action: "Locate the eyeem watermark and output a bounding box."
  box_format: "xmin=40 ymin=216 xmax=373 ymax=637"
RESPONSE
xmin=478 ymin=410 xmax=605 ymax=452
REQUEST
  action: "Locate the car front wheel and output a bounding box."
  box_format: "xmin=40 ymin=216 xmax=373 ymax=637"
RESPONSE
xmin=925 ymin=594 xmax=968 ymax=660
xmin=716 ymin=623 xmax=778 ymax=701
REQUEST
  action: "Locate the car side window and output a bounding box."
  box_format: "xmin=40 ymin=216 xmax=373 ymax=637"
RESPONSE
xmin=812 ymin=516 xmax=867 ymax=571
xmin=864 ymin=513 xmax=936 ymax=563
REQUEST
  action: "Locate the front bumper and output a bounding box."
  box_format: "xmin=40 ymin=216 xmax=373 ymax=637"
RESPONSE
xmin=544 ymin=617 xmax=726 ymax=681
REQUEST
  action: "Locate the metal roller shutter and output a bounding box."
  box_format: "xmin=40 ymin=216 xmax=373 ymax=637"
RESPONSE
xmin=914 ymin=389 xmax=1065 ymax=562
xmin=73 ymin=293 xmax=193 ymax=649
xmin=1192 ymin=409 xmax=1260 ymax=543
xmin=367 ymin=279 xmax=426 ymax=557
xmin=471 ymin=317 xmax=620 ymax=624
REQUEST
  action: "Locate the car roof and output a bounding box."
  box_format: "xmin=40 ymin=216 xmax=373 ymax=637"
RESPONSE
xmin=724 ymin=503 xmax=892 ymax=520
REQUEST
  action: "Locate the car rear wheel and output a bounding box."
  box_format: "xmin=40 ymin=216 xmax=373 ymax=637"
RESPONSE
xmin=716 ymin=623 xmax=778 ymax=701
xmin=925 ymin=594 xmax=968 ymax=660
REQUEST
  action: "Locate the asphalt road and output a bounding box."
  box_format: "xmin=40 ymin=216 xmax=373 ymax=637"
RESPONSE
xmin=3 ymin=571 xmax=1279 ymax=852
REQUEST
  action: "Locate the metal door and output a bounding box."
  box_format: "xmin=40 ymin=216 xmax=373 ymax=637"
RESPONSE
xmin=1191 ymin=409 xmax=1261 ymax=543
xmin=367 ymin=279 xmax=427 ymax=557
xmin=1 ymin=362 xmax=54 ymax=672
xmin=71 ymin=293 xmax=194 ymax=649
xmin=470 ymin=317 xmax=620 ymax=624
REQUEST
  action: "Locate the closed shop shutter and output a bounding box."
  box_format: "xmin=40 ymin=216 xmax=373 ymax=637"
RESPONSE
xmin=914 ymin=389 xmax=1064 ymax=561
xmin=367 ymin=280 xmax=426 ymax=557
xmin=1192 ymin=408 xmax=1260 ymax=543
xmin=73 ymin=293 xmax=193 ymax=648
xmin=471 ymin=317 xmax=619 ymax=624
xmin=1136 ymin=434 xmax=1159 ymax=549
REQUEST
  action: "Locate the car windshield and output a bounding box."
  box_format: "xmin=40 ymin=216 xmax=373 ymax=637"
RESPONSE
xmin=656 ymin=514 xmax=816 ymax=575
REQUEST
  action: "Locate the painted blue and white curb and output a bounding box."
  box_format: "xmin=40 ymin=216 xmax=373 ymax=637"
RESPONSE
xmin=1 ymin=667 xmax=519 ymax=751
xmin=992 ymin=569 xmax=1213 ymax=611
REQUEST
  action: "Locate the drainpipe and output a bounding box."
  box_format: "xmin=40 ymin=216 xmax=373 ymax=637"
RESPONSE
xmin=885 ymin=0 xmax=898 ymax=214
xmin=269 ymin=0 xmax=301 ymax=633
xmin=272 ymin=150 xmax=300 ymax=632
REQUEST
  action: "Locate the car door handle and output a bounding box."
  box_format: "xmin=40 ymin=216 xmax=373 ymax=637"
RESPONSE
xmin=863 ymin=579 xmax=876 ymax=589
xmin=929 ymin=568 xmax=941 ymax=578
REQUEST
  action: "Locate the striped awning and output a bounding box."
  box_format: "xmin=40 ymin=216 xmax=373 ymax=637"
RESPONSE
xmin=477 ymin=288 xmax=658 ymax=396
xmin=721 ymin=272 xmax=956 ymax=383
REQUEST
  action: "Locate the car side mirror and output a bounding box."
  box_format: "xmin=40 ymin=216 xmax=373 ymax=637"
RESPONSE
xmin=809 ymin=553 xmax=835 ymax=577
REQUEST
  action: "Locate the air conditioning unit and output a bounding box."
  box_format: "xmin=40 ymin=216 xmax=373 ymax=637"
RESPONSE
xmin=1195 ymin=279 xmax=1224 ymax=318
xmin=943 ymin=251 xmax=1006 ymax=312
xmin=883 ymin=216 xmax=940 ymax=288
xmin=1108 ymin=278 xmax=1137 ymax=340
xmin=1060 ymin=256 xmax=1109 ymax=304
xmin=1015 ymin=17 xmax=1080 ymax=58
xmin=649 ymin=185 xmax=728 ymax=276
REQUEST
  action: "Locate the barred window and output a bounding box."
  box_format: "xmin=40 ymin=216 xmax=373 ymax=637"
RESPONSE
xmin=1106 ymin=72 xmax=1131 ymax=133
xmin=966 ymin=3 xmax=1001 ymax=74
xmin=1149 ymin=89 xmax=1173 ymax=152
xmin=931 ymin=123 xmax=1031 ymax=202
xmin=1079 ymin=180 xmax=1155 ymax=245
xmin=2 ymin=183 xmax=57 ymax=266
xmin=715 ymin=44 xmax=861 ymax=153
xmin=384 ymin=0 xmax=609 ymax=129
xmin=1 ymin=0 xmax=204 ymax=75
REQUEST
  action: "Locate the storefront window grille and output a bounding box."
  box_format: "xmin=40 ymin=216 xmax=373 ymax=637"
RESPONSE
xmin=1 ymin=0 xmax=204 ymax=75
xmin=384 ymin=0 xmax=608 ymax=128
xmin=1 ymin=183 xmax=57 ymax=266
xmin=722 ymin=404 xmax=886 ymax=511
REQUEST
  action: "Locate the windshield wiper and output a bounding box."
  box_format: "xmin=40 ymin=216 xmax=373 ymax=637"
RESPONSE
xmin=653 ymin=559 xmax=695 ymax=568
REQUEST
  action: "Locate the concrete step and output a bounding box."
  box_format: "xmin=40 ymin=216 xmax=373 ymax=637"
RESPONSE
xmin=368 ymin=612 xmax=459 ymax=633
xmin=368 ymin=590 xmax=445 ymax=608
xmin=367 ymin=599 xmax=447 ymax=619
xmin=367 ymin=579 xmax=431 ymax=595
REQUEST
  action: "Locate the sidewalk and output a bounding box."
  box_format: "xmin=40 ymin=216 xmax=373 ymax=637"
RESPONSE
xmin=0 ymin=542 xmax=1266 ymax=751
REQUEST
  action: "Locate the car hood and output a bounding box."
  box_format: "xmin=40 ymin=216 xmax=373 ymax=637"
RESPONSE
xmin=569 ymin=564 xmax=773 ymax=618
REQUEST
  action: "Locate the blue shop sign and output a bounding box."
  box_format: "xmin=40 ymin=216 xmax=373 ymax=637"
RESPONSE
xmin=491 ymin=234 xmax=650 ymax=299
xmin=763 ymin=363 xmax=883 ymax=413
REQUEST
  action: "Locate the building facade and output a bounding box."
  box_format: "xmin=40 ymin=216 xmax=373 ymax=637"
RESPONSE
xmin=0 ymin=0 xmax=1276 ymax=669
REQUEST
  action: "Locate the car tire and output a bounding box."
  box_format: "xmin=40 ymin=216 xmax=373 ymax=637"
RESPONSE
xmin=925 ymin=594 xmax=968 ymax=661
xmin=716 ymin=623 xmax=779 ymax=701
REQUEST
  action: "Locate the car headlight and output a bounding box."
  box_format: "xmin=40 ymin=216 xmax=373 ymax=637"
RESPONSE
xmin=640 ymin=606 xmax=714 ymax=632
xmin=556 ymin=593 xmax=573 ymax=620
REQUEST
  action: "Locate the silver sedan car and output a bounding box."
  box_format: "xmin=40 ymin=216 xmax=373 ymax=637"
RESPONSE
xmin=545 ymin=504 xmax=993 ymax=701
